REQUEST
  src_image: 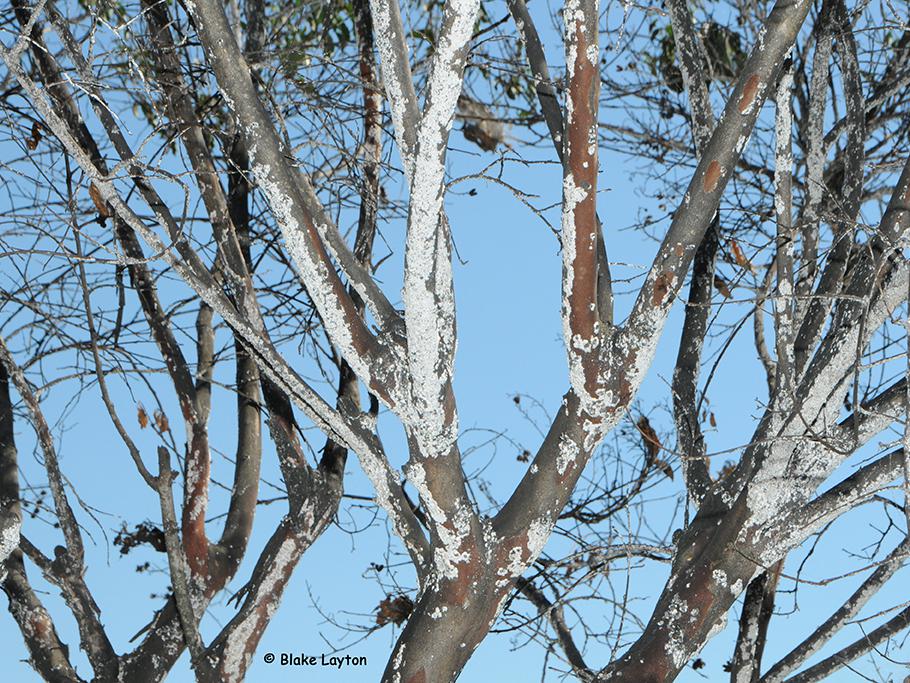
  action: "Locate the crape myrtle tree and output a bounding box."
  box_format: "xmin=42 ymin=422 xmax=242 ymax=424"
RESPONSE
xmin=0 ymin=0 xmax=909 ymax=680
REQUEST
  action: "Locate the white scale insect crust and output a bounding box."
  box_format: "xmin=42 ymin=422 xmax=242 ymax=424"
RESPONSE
xmin=557 ymin=433 xmax=580 ymax=476
xmin=252 ymin=164 xmax=371 ymax=387
xmin=525 ymin=518 xmax=551 ymax=562
xmin=406 ymin=462 xmax=471 ymax=581
xmin=498 ymin=545 xmax=525 ymax=587
xmin=184 ymin=455 xmax=208 ymax=523
xmin=221 ymin=534 xmax=299 ymax=682
xmin=0 ymin=518 xmax=20 ymax=581
xmin=369 ymin=0 xmax=415 ymax=170
xmin=662 ymin=595 xmax=691 ymax=669
xmin=712 ymin=569 xmax=728 ymax=588
xmin=400 ymin=2 xmax=478 ymax=460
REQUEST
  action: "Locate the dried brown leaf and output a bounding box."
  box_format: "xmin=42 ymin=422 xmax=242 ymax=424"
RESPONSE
xmin=113 ymin=521 xmax=166 ymax=555
xmin=730 ymin=239 xmax=754 ymax=273
xmin=137 ymin=404 xmax=149 ymax=429
xmin=153 ymin=409 xmax=169 ymax=433
xmin=375 ymin=594 xmax=414 ymax=627
xmin=713 ymin=275 xmax=732 ymax=299
xmin=26 ymin=122 xmax=42 ymax=150
xmin=636 ymin=416 xmax=661 ymax=461
xmin=89 ymin=183 xmax=110 ymax=218
xmin=654 ymin=458 xmax=674 ymax=479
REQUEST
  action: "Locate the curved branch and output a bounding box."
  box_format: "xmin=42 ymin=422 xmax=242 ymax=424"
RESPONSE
xmin=619 ymin=0 xmax=813 ymax=387
xmin=666 ymin=0 xmax=719 ymax=506
xmin=185 ymin=0 xmax=402 ymax=406
xmin=762 ymin=537 xmax=910 ymax=682
xmin=515 ymin=576 xmax=594 ymax=680
xmin=783 ymin=605 xmax=910 ymax=683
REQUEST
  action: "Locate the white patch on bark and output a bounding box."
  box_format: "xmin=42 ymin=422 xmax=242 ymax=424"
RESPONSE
xmin=0 ymin=515 xmax=20 ymax=582
xmin=252 ymin=163 xmax=371 ymax=386
xmin=221 ymin=533 xmax=300 ymax=682
xmin=400 ymin=0 xmax=479 ymax=459
xmin=662 ymin=594 xmax=691 ymax=669
xmin=525 ymin=518 xmax=550 ymax=562
xmin=368 ymin=0 xmax=415 ymax=170
xmin=712 ymin=569 xmax=728 ymax=588
xmin=557 ymin=433 xmax=581 ymax=475
xmin=406 ymin=461 xmax=471 ymax=581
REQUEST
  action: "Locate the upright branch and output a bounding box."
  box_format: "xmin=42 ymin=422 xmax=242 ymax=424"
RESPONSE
xmin=792 ymin=0 xmax=866 ymax=376
xmin=561 ymin=0 xmax=608 ymax=430
xmin=664 ymin=0 xmax=715 ymax=150
xmin=509 ymin=0 xmax=613 ymax=322
xmin=153 ymin=447 xmax=206 ymax=671
xmin=0 ymin=335 xmax=117 ymax=677
xmin=774 ymin=56 xmax=796 ymax=401
xmin=0 ymin=365 xmax=81 ymax=683
xmin=620 ymin=0 xmax=813 ymax=375
xmin=793 ymin=0 xmax=835 ymax=334
xmin=506 ymin=0 xmax=566 ymax=157
xmin=0 ymin=363 xmax=20 ymax=578
xmin=0 ymin=338 xmax=84 ymax=568
xmin=726 ymin=55 xmax=797 ymax=683
xmin=369 ymin=0 xmax=482 ymax=595
xmin=185 ymin=0 xmax=402 ymax=406
xmin=368 ymin=0 xmax=420 ymax=171
xmin=500 ymin=0 xmax=810 ymax=545
xmin=665 ymin=0 xmax=718 ymax=505
xmin=399 ymin=0 xmax=478 ymax=459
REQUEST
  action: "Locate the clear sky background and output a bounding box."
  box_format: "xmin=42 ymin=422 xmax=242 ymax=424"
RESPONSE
xmin=1 ymin=1 xmax=908 ymax=682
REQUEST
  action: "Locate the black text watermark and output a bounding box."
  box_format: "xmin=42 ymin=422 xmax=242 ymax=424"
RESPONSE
xmin=263 ymin=652 xmax=367 ymax=670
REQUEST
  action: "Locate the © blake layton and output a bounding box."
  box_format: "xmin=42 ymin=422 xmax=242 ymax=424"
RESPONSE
xmin=278 ymin=653 xmax=367 ymax=669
